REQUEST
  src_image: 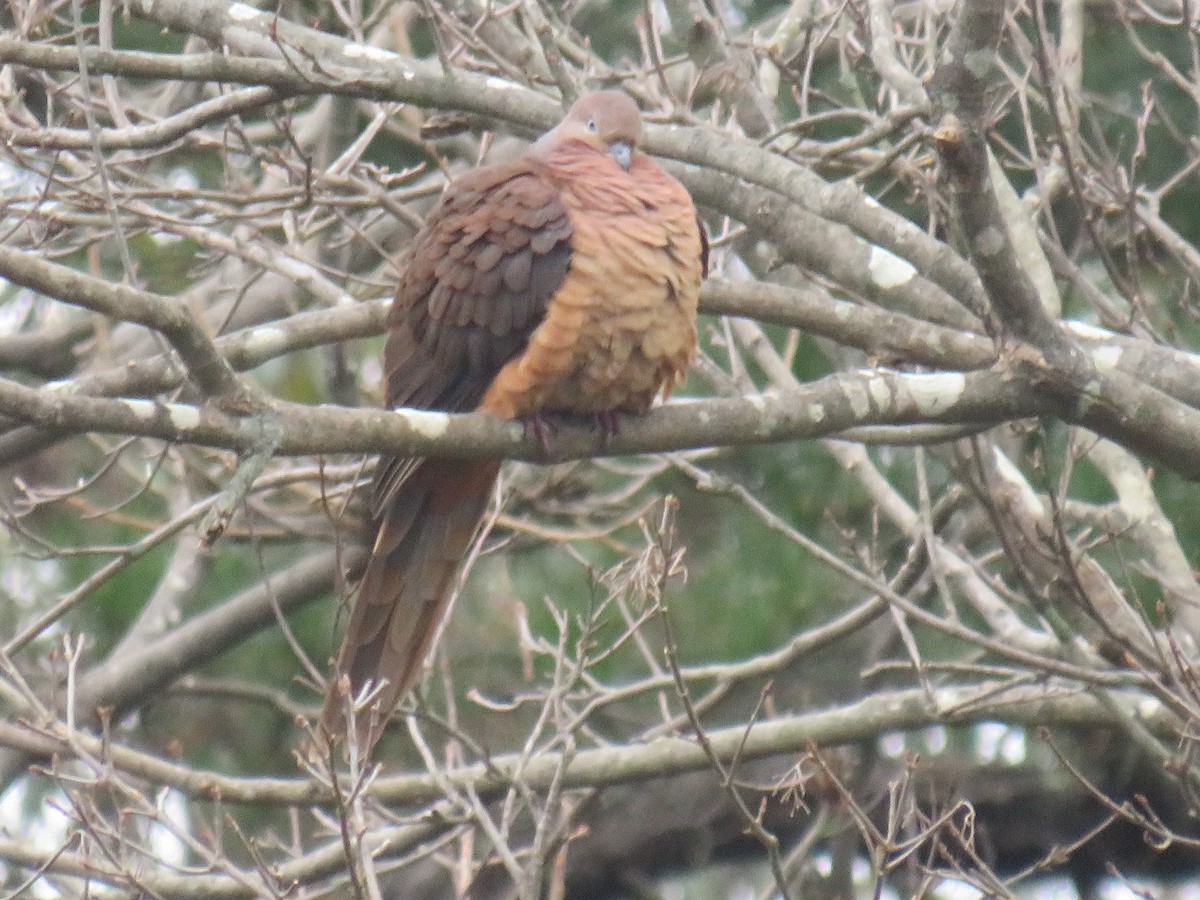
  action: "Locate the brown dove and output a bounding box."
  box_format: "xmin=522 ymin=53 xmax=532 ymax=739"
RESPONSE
xmin=320 ymin=91 xmax=706 ymax=751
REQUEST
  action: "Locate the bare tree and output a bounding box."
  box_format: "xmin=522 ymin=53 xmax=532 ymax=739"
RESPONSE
xmin=2 ymin=0 xmax=1200 ymax=897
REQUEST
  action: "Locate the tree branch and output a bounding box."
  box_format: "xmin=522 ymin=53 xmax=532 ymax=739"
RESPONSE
xmin=0 ymin=366 xmax=1048 ymax=461
xmin=0 ymin=681 xmax=1176 ymax=809
xmin=0 ymin=245 xmax=245 ymax=400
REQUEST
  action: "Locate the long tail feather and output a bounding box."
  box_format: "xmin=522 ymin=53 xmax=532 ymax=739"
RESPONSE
xmin=318 ymin=459 xmax=501 ymax=752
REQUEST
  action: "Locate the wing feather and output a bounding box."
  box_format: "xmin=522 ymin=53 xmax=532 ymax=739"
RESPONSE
xmin=373 ymin=159 xmax=573 ymax=514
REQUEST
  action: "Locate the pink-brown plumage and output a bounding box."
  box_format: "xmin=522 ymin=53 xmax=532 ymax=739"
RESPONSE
xmin=320 ymin=92 xmax=705 ymax=752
